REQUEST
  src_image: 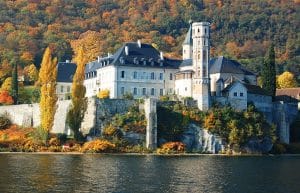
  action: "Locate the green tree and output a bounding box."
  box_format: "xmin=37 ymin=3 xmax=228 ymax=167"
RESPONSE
xmin=39 ymin=47 xmax=58 ymax=136
xmin=261 ymin=43 xmax=276 ymax=98
xmin=11 ymin=60 xmax=18 ymax=104
xmin=67 ymin=47 xmax=87 ymax=141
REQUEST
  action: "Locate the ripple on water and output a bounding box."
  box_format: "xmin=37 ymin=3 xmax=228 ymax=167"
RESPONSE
xmin=0 ymin=154 xmax=300 ymax=193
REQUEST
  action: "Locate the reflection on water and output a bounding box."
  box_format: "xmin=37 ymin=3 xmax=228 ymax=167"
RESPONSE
xmin=0 ymin=154 xmax=299 ymax=193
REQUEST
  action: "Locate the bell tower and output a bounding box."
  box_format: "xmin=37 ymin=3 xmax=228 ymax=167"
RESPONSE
xmin=192 ymin=22 xmax=211 ymax=111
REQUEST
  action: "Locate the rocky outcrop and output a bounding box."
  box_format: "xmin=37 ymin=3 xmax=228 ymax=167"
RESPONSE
xmin=243 ymin=137 xmax=273 ymax=154
xmin=180 ymin=124 xmax=225 ymax=153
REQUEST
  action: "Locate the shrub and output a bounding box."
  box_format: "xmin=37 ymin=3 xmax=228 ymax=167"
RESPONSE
xmin=157 ymin=142 xmax=185 ymax=154
xmin=30 ymin=126 xmax=48 ymax=145
xmin=0 ymin=91 xmax=14 ymax=105
xmin=0 ymin=113 xmax=11 ymax=130
xmin=122 ymin=92 xmax=133 ymax=99
xmin=49 ymin=137 xmax=60 ymax=146
xmin=97 ymin=89 xmax=110 ymax=99
xmin=81 ymin=139 xmax=116 ymax=153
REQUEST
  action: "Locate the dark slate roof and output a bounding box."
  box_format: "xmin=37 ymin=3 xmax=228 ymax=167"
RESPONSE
xmin=216 ymin=78 xmax=223 ymax=83
xmin=85 ymin=42 xmax=182 ymax=73
xmin=182 ymin=24 xmax=192 ymax=45
xmin=209 ymin=56 xmax=255 ymax=75
xmin=243 ymin=84 xmax=271 ymax=96
xmin=57 ymin=62 xmax=76 ymax=83
xmin=180 ymin=59 xmax=192 ymax=67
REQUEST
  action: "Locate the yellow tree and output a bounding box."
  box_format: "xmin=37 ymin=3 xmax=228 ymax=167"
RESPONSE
xmin=24 ymin=64 xmax=39 ymax=82
xmin=277 ymin=71 xmax=298 ymax=89
xmin=67 ymin=47 xmax=87 ymax=141
xmin=39 ymin=47 xmax=57 ymax=134
xmin=70 ymin=30 xmax=102 ymax=62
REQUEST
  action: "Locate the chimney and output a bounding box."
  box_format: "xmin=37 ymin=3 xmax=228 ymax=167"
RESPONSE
xmin=137 ymin=40 xmax=141 ymax=48
xmin=97 ymin=56 xmax=100 ymax=62
xmin=160 ymin=52 xmax=164 ymax=60
xmin=125 ymin=46 xmax=129 ymax=56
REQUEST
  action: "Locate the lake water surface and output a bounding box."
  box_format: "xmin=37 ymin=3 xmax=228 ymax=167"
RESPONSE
xmin=0 ymin=154 xmax=299 ymax=193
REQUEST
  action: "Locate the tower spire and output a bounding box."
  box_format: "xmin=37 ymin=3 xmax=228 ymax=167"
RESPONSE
xmin=182 ymin=21 xmax=193 ymax=60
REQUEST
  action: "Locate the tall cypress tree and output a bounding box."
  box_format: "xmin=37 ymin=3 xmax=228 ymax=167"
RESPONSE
xmin=39 ymin=47 xmax=58 ymax=134
xmin=261 ymin=43 xmax=276 ymax=99
xmin=67 ymin=47 xmax=87 ymax=141
xmin=11 ymin=60 xmax=18 ymax=104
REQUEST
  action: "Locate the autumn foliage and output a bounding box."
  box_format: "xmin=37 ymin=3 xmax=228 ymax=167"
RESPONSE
xmin=39 ymin=47 xmax=57 ymax=133
xmin=81 ymin=139 xmax=116 ymax=153
xmin=157 ymin=142 xmax=185 ymax=154
xmin=277 ymin=71 xmax=298 ymax=89
xmin=97 ymin=89 xmax=110 ymax=99
xmin=67 ymin=47 xmax=87 ymax=141
xmin=0 ymin=90 xmax=14 ymax=105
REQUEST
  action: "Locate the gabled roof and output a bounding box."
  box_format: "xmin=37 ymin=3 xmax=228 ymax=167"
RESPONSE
xmin=57 ymin=62 xmax=76 ymax=83
xmin=85 ymin=42 xmax=181 ymax=73
xmin=209 ymin=56 xmax=255 ymax=75
xmin=222 ymin=81 xmax=271 ymax=96
xmin=276 ymin=88 xmax=300 ymax=100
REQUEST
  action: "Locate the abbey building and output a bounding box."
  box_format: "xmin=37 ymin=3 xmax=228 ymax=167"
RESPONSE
xmin=83 ymin=21 xmax=265 ymax=112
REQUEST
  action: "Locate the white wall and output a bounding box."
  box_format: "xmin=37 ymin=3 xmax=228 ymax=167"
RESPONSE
xmin=175 ymin=78 xmax=193 ymax=97
xmin=227 ymin=82 xmax=247 ymax=110
xmin=56 ymin=82 xmax=72 ymax=100
xmin=115 ymin=66 xmax=177 ymax=98
xmin=84 ymin=66 xmax=116 ymax=98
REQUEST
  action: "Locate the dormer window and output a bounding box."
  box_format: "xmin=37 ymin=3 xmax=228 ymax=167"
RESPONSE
xmin=149 ymin=58 xmax=154 ymax=66
xmin=119 ymin=57 xmax=125 ymax=64
xmin=133 ymin=57 xmax=138 ymax=65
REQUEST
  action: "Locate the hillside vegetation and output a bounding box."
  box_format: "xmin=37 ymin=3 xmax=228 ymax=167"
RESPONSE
xmin=0 ymin=0 xmax=299 ymax=79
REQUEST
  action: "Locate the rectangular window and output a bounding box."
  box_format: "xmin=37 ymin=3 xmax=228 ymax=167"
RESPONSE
xmin=142 ymin=88 xmax=146 ymax=95
xmin=133 ymin=88 xmax=137 ymax=95
xmin=169 ymin=73 xmax=173 ymax=80
xmin=60 ymin=86 xmax=64 ymax=93
xmin=67 ymin=86 xmax=70 ymax=92
xmin=159 ymin=73 xmax=163 ymax=80
xmin=133 ymin=72 xmax=138 ymax=79
xmin=121 ymin=87 xmax=125 ymax=95
xmin=234 ymin=92 xmax=237 ymax=97
xmin=121 ymin=71 xmax=125 ymax=78
xmin=151 ymin=72 xmax=155 ymax=80
xmin=151 ymin=88 xmax=155 ymax=96
xmin=240 ymin=93 xmax=244 ymax=97
xmin=160 ymin=89 xmax=163 ymax=96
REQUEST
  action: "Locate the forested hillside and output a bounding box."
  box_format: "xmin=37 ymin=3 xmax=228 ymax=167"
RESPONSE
xmin=0 ymin=0 xmax=299 ymax=82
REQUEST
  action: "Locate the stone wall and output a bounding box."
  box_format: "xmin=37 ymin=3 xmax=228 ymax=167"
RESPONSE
xmin=145 ymin=98 xmax=157 ymax=149
xmin=273 ymin=101 xmax=298 ymax=144
xmin=0 ymin=101 xmax=71 ymax=134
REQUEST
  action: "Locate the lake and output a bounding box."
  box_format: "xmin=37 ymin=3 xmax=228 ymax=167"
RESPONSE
xmin=0 ymin=154 xmax=299 ymax=193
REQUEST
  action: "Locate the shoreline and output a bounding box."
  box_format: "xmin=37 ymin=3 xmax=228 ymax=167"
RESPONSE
xmin=1 ymin=151 xmax=300 ymax=156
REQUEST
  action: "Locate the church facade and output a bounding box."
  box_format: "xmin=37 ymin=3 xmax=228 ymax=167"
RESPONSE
xmin=83 ymin=21 xmax=266 ymax=111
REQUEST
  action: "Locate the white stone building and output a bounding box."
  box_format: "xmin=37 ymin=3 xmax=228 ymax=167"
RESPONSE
xmin=84 ymin=41 xmax=180 ymax=99
xmin=82 ymin=21 xmax=269 ymax=112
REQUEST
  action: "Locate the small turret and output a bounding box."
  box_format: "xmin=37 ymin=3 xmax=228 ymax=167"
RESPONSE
xmin=182 ymin=20 xmax=193 ymax=60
